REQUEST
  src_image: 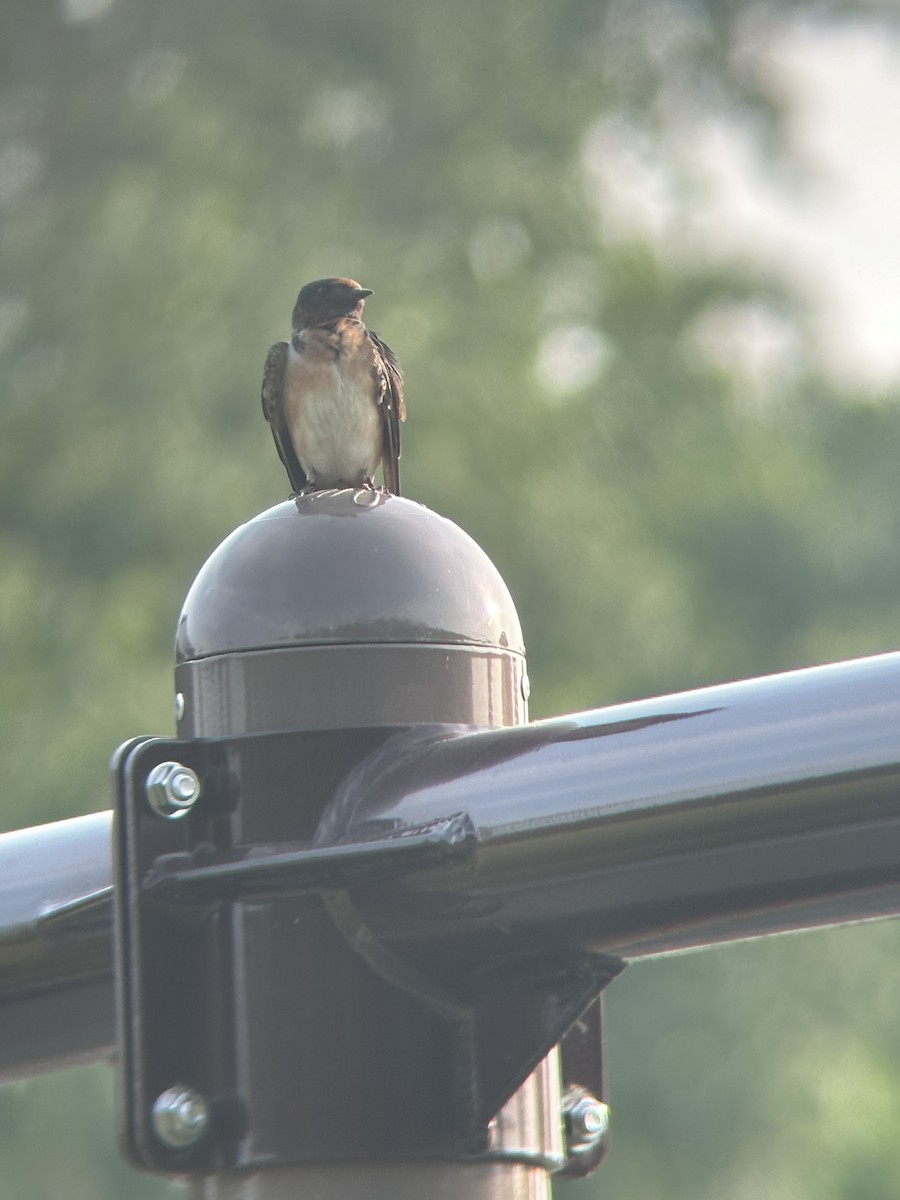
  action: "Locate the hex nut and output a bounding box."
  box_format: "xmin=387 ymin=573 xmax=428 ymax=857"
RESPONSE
xmin=562 ymin=1087 xmax=610 ymax=1151
xmin=152 ymin=1084 xmax=210 ymax=1149
xmin=145 ymin=761 xmax=201 ymax=819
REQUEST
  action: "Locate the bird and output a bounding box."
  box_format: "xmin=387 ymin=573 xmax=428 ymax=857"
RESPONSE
xmin=261 ymin=277 xmax=405 ymax=496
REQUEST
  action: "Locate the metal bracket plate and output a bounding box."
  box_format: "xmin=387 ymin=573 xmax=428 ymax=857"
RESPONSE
xmin=113 ymin=728 xmax=623 ymax=1175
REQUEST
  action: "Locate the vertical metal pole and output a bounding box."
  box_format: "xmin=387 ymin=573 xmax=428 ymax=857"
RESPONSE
xmin=173 ymin=495 xmax=558 ymax=1200
xmin=194 ymin=1163 xmax=550 ymax=1200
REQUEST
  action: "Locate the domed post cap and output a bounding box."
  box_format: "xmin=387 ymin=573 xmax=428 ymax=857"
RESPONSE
xmin=173 ymin=492 xmax=528 ymax=735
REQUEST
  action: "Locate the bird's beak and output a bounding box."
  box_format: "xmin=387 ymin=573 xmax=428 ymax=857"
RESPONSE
xmin=355 ymin=288 xmax=374 ymax=300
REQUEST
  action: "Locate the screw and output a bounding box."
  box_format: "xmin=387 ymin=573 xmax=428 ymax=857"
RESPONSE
xmin=145 ymin=761 xmax=201 ymax=820
xmin=152 ymin=1084 xmax=210 ymax=1148
xmin=174 ymin=692 xmax=185 ymax=722
xmin=563 ymin=1088 xmax=609 ymax=1151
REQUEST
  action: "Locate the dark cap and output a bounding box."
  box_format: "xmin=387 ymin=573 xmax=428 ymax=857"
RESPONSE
xmin=175 ymin=491 xmax=524 ymax=663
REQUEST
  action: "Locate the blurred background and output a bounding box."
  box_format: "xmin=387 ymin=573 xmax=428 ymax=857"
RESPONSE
xmin=3 ymin=0 xmax=900 ymax=1196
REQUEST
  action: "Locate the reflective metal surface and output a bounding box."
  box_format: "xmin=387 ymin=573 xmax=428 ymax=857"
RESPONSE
xmin=175 ymin=493 xmax=524 ymax=661
xmin=144 ymin=761 xmax=202 ymax=819
xmin=0 ymin=811 xmax=114 ymax=1081
xmin=6 ymin=652 xmax=900 ymax=1086
xmin=175 ymin=644 xmax=527 ymax=735
xmin=152 ymin=1084 xmax=211 ymax=1149
xmin=190 ymin=1163 xmax=551 ymax=1200
xmin=115 ymin=491 xmax=562 ymax=1200
xmin=340 ymin=652 xmax=900 ymax=963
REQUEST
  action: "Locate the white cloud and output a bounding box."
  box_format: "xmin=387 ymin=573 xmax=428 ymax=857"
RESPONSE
xmin=583 ymin=17 xmax=900 ymax=391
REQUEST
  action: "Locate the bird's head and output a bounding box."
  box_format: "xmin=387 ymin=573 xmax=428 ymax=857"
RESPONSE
xmin=291 ymin=277 xmax=373 ymax=330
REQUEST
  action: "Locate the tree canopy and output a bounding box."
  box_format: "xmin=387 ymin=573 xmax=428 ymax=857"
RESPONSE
xmin=2 ymin=1 xmax=900 ymax=1197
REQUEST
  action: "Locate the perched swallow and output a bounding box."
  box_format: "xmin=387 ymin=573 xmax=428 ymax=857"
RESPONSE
xmin=261 ymin=277 xmax=406 ymax=496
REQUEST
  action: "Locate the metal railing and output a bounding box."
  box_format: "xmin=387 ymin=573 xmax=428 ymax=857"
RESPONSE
xmin=4 ymin=493 xmax=899 ymax=1199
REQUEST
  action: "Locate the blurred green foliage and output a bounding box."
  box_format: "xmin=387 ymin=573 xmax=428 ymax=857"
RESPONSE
xmin=2 ymin=0 xmax=900 ymax=1196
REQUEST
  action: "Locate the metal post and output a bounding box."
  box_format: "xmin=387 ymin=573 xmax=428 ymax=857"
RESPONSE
xmin=128 ymin=491 xmax=560 ymax=1200
xmin=8 ymin=489 xmax=900 ymax=1191
xmin=192 ymin=1163 xmax=549 ymax=1200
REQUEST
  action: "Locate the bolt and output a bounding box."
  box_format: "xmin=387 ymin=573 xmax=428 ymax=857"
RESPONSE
xmin=145 ymin=761 xmax=201 ymax=820
xmin=152 ymin=1084 xmax=210 ymax=1149
xmin=174 ymin=692 xmax=185 ymax=722
xmin=563 ymin=1089 xmax=609 ymax=1151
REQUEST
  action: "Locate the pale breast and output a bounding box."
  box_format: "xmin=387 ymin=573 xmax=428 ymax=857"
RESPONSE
xmin=283 ymin=326 xmax=382 ymax=488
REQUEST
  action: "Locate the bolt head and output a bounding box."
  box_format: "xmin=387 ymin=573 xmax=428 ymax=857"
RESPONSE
xmin=152 ymin=1084 xmax=210 ymax=1148
xmin=145 ymin=761 xmax=201 ymax=819
xmin=576 ymin=1099 xmax=608 ymax=1136
xmin=563 ymin=1089 xmax=610 ymax=1151
xmin=170 ymin=770 xmax=198 ymax=802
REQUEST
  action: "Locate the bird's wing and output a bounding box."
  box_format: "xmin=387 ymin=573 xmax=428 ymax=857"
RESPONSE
xmin=368 ymin=330 xmax=405 ymax=495
xmin=261 ymin=340 xmax=308 ymax=495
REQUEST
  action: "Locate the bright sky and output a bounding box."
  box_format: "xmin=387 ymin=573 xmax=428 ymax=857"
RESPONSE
xmin=705 ymin=17 xmax=900 ymax=392
xmin=583 ymin=15 xmax=900 ymax=395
